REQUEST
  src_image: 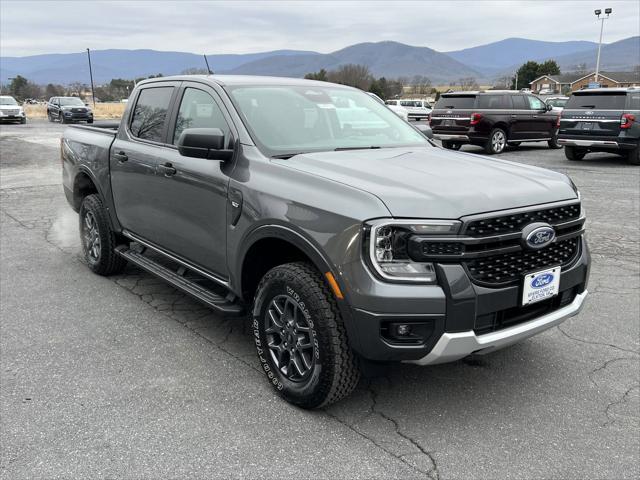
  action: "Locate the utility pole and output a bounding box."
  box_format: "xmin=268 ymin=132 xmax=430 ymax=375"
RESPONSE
xmin=86 ymin=48 xmax=96 ymax=107
xmin=594 ymin=8 xmax=612 ymax=83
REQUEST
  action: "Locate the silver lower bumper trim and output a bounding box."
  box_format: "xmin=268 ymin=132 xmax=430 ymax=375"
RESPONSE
xmin=558 ymin=139 xmax=618 ymax=147
xmin=406 ymin=291 xmax=588 ymax=366
xmin=434 ymin=134 xmax=469 ymax=141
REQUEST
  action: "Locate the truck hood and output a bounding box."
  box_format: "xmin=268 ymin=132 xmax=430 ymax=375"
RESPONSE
xmin=275 ymin=147 xmax=577 ymax=219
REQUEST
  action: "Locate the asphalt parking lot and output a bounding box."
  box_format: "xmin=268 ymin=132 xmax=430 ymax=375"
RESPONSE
xmin=1 ymin=119 xmax=638 ymax=479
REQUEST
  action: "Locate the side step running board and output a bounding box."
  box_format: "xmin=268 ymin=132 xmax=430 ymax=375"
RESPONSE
xmin=115 ymin=246 xmax=245 ymax=316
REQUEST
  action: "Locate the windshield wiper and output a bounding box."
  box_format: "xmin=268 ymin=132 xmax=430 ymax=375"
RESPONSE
xmin=334 ymin=146 xmax=382 ymax=151
xmin=271 ymin=153 xmax=308 ymax=159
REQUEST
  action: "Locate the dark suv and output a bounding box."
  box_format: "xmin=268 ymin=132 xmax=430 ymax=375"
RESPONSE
xmin=47 ymin=97 xmax=93 ymax=124
xmin=430 ymin=91 xmax=560 ymax=154
xmin=558 ymin=88 xmax=640 ymax=165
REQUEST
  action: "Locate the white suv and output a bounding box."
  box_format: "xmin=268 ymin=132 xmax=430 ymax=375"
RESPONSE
xmin=386 ymin=99 xmax=432 ymax=121
xmin=0 ymin=96 xmax=26 ymax=124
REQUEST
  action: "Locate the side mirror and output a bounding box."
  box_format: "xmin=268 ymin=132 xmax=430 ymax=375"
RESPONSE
xmin=546 ymin=103 xmax=553 ymax=111
xmin=415 ymin=123 xmax=433 ymax=139
xmin=177 ymin=127 xmax=234 ymax=161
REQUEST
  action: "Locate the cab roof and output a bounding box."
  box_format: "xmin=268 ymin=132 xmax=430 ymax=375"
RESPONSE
xmin=138 ymin=74 xmax=351 ymax=89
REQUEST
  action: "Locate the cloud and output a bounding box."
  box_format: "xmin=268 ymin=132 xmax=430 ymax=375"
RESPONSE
xmin=1 ymin=0 xmax=638 ymax=56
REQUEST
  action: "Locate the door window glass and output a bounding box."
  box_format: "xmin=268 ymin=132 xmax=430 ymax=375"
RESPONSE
xmin=173 ymin=88 xmax=230 ymax=145
xmin=476 ymin=95 xmax=509 ymax=109
xmin=526 ymin=96 xmax=545 ymax=110
xmin=511 ymin=95 xmax=528 ymax=109
xmin=130 ymin=86 xmax=174 ymax=142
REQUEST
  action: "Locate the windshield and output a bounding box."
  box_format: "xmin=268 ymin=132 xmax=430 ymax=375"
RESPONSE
xmin=565 ymin=93 xmax=626 ymax=110
xmin=435 ymin=95 xmax=476 ymax=109
xmin=227 ymin=85 xmax=427 ymax=157
xmin=546 ymin=98 xmax=568 ymax=108
xmin=0 ymin=97 xmax=18 ymax=105
xmin=59 ymin=97 xmax=86 ymax=106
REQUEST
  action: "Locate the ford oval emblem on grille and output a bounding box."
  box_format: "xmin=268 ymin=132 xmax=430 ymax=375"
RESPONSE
xmin=585 ymin=111 xmax=594 ymax=115
xmin=531 ymin=273 xmax=554 ymax=288
xmin=521 ymin=223 xmax=556 ymax=250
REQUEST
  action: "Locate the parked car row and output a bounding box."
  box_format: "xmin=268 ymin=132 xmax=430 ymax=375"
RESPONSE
xmin=428 ymin=87 xmax=639 ymax=164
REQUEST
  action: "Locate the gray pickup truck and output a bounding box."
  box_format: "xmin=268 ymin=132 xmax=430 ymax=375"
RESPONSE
xmin=62 ymin=75 xmax=590 ymax=408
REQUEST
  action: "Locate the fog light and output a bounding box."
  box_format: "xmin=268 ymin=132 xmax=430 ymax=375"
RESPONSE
xmin=396 ymin=324 xmax=411 ymax=336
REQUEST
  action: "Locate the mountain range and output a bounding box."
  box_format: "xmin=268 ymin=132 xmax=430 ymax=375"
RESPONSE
xmin=1 ymin=36 xmax=638 ymax=85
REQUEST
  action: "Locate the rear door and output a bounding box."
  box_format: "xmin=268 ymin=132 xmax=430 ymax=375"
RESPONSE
xmin=110 ymin=82 xmax=179 ymax=240
xmin=509 ymin=95 xmax=532 ymax=140
xmin=430 ymin=95 xmax=475 ymax=133
xmin=560 ymin=92 xmax=626 ymax=137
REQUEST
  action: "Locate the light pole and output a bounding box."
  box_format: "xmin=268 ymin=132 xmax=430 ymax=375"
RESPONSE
xmin=594 ymin=8 xmax=612 ymax=83
xmin=86 ymin=48 xmax=96 ymax=107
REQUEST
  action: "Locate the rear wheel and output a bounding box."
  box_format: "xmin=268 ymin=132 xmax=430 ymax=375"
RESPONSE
xmin=47 ymin=112 xmax=53 ymax=122
xmin=627 ymin=146 xmax=640 ymax=165
xmin=253 ymin=262 xmax=360 ymax=409
xmin=565 ymin=146 xmax=587 ymax=161
xmin=485 ymin=128 xmax=507 ymax=154
xmin=79 ymin=194 xmax=127 ymax=275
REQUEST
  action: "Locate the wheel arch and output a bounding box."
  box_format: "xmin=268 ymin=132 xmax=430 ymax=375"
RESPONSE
xmin=236 ymin=224 xmax=342 ymax=305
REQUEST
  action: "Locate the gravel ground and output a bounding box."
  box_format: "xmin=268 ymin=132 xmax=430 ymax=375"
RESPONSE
xmin=1 ymin=119 xmax=638 ymax=479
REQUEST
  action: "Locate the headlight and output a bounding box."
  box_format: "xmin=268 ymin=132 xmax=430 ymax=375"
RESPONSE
xmin=366 ymin=220 xmax=461 ymax=283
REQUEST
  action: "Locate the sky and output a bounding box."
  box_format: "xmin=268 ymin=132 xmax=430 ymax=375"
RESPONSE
xmin=1 ymin=0 xmax=638 ymax=57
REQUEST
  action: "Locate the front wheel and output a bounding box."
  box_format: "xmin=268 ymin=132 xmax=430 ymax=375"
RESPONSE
xmin=87 ymin=118 xmax=94 ymax=124
xmin=79 ymin=194 xmax=127 ymax=275
xmin=548 ymin=132 xmax=562 ymax=149
xmin=253 ymin=262 xmax=360 ymax=409
xmin=485 ymin=128 xmax=507 ymax=154
xmin=565 ymin=146 xmax=586 ymax=161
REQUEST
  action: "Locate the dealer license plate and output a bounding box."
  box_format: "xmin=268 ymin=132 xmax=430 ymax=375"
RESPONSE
xmin=522 ymin=266 xmax=561 ymax=306
xmin=443 ymin=119 xmax=454 ymax=126
xmin=581 ymin=122 xmax=593 ymax=130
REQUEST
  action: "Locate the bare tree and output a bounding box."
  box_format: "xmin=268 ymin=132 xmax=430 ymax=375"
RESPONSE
xmin=456 ymin=77 xmax=479 ymax=91
xmin=327 ymin=64 xmax=373 ymax=90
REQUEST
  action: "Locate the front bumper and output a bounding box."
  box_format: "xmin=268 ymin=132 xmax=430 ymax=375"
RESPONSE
xmin=343 ymin=236 xmax=590 ymax=363
xmin=408 ymin=290 xmax=587 ymax=365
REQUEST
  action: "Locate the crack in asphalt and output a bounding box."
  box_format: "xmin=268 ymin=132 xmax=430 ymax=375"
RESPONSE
xmin=556 ymin=324 xmax=640 ymax=356
xmin=602 ymin=385 xmax=640 ymax=427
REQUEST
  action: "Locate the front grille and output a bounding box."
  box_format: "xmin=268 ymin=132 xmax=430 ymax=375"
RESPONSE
xmin=72 ymin=108 xmax=86 ymax=113
xmin=422 ymin=242 xmax=464 ymax=256
xmin=474 ymin=287 xmax=578 ymax=334
xmin=3 ymin=109 xmax=19 ymax=115
xmin=465 ymin=203 xmax=580 ymax=237
xmin=465 ymin=237 xmax=579 ymax=286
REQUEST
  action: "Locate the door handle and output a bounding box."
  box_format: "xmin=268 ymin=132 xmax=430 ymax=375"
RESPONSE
xmin=511 ymin=115 xmax=517 ymax=118
xmin=114 ymin=151 xmax=128 ymax=163
xmin=532 ymin=115 xmax=539 ymax=118
xmin=159 ymin=162 xmax=177 ymax=177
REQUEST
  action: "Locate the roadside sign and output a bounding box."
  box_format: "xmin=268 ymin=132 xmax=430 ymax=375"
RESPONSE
xmin=588 ymin=82 xmax=601 ymax=89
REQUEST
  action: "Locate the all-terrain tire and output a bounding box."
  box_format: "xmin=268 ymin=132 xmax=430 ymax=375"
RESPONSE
xmin=565 ymin=146 xmax=586 ymax=161
xmin=485 ymin=127 xmax=507 ymax=154
xmin=252 ymin=262 xmax=360 ymax=409
xmin=79 ymin=194 xmax=127 ymax=275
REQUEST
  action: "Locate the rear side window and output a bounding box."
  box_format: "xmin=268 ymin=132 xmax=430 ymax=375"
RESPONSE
xmin=173 ymin=88 xmax=230 ymax=145
xmin=565 ymin=93 xmax=627 ymax=110
xmin=130 ymin=87 xmax=174 ymax=142
xmin=476 ymin=95 xmax=509 ymax=109
xmin=435 ymin=96 xmax=476 ymax=109
xmin=627 ymin=94 xmax=640 ymax=110
xmin=511 ymin=95 xmax=528 ymax=109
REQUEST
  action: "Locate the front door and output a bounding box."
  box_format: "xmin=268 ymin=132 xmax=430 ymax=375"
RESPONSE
xmin=526 ymin=95 xmax=554 ymax=139
xmin=147 ymin=83 xmax=235 ymax=277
